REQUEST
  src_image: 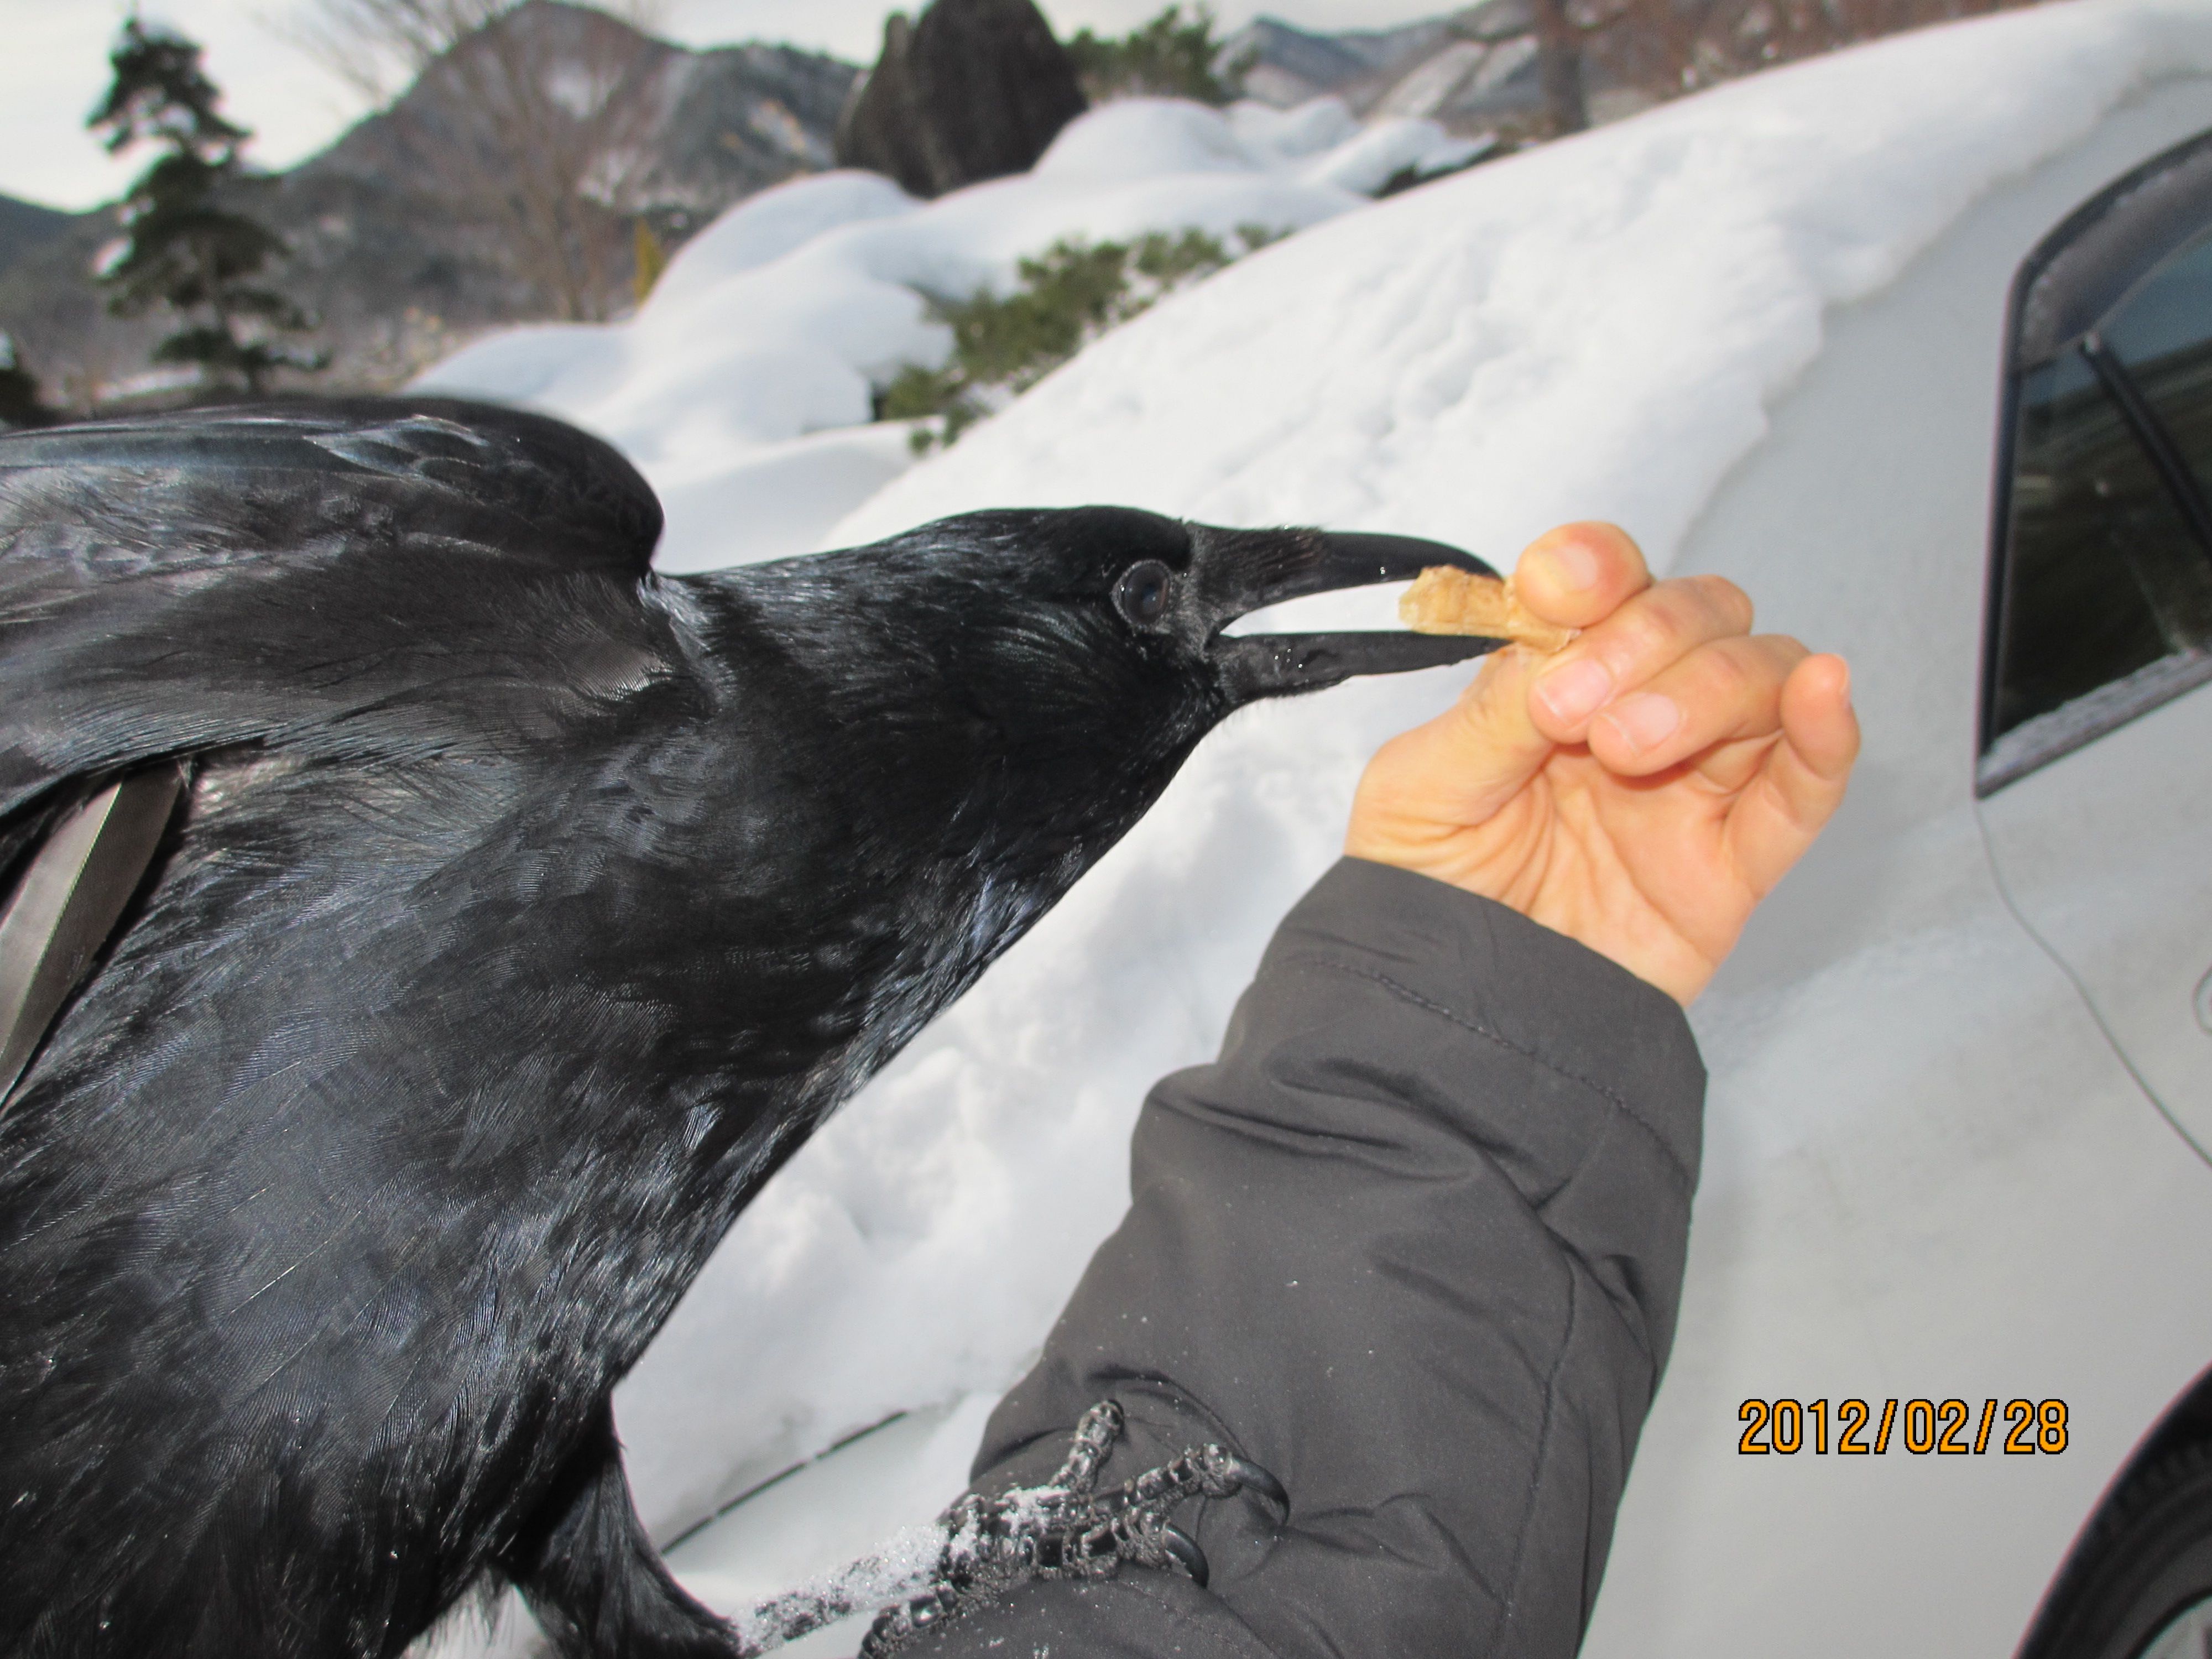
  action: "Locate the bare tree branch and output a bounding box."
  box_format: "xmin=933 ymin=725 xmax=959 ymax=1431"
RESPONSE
xmin=1500 ymin=0 xmax=2046 ymax=135
xmin=275 ymin=0 xmax=674 ymax=320
xmin=272 ymin=0 xmax=519 ymax=106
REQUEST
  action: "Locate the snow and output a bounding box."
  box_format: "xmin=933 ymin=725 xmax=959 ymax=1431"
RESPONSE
xmin=644 ymin=173 xmax=916 ymax=306
xmin=1032 ymin=98 xmax=1275 ymax=182
xmin=664 ymin=1397 xmax=998 ymax=1646
xmin=415 ymin=97 xmax=1473 ymax=573
xmin=401 ymin=2 xmax=2212 ymax=1646
xmin=1224 ymin=95 xmax=1360 ymax=158
xmin=1296 ymin=115 xmax=1489 ymax=194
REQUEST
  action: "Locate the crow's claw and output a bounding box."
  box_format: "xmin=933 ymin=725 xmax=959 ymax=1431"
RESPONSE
xmin=847 ymin=1399 xmax=1290 ymax=1657
xmin=1223 ymin=1456 xmax=1288 ymax=1515
xmin=1161 ymin=1523 xmax=1209 ymax=1588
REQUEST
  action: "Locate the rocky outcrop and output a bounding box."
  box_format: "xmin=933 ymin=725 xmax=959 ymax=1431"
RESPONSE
xmin=835 ymin=0 xmax=1087 ymax=200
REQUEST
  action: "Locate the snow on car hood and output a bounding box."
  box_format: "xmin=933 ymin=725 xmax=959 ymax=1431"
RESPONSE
xmin=418 ymin=1 xmax=2212 ymax=1543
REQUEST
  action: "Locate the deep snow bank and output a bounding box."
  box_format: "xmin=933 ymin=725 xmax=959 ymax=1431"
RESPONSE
xmin=411 ymin=0 xmax=2212 ymax=1567
xmin=413 ymin=98 xmax=1475 ymax=572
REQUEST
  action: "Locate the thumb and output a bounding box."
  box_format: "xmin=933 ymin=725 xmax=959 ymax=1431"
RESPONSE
xmin=1371 ymin=643 xmax=1558 ymax=830
xmin=1350 ymin=523 xmax=1649 ymax=849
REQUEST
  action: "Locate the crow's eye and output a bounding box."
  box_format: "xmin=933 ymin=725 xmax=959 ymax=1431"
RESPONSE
xmin=1115 ymin=560 xmax=1173 ymax=628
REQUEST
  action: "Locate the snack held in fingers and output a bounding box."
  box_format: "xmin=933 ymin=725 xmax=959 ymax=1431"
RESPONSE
xmin=1399 ymin=565 xmax=1578 ymax=653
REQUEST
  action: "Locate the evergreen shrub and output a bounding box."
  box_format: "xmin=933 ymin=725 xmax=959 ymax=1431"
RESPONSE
xmin=883 ymin=224 xmax=1285 ymax=452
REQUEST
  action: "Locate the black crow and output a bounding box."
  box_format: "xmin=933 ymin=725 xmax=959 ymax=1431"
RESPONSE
xmin=0 ymin=398 xmax=1495 ymax=1659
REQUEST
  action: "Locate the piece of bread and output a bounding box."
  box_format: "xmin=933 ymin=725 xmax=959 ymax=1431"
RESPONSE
xmin=1398 ymin=566 xmax=1578 ymax=653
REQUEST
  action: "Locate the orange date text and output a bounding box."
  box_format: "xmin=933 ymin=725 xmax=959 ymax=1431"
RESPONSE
xmin=1736 ymin=1399 xmax=2068 ymax=1455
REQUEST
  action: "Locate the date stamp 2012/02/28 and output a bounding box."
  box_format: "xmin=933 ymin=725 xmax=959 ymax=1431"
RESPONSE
xmin=1739 ymin=1399 xmax=2069 ymax=1455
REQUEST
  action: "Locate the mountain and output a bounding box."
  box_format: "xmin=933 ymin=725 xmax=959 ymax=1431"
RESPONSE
xmin=311 ymin=3 xmax=852 ymax=237
xmin=0 ymin=1 xmax=855 ymax=404
xmin=1219 ymin=3 xmax=1648 ymax=132
xmin=1220 ymin=14 xmax=1463 ymax=107
xmin=0 ymin=194 xmax=70 ymax=281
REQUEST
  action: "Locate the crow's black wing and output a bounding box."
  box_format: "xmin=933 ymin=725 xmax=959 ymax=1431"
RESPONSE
xmin=0 ymin=397 xmax=667 ymax=857
xmin=0 ymin=404 xmax=768 ymax=1652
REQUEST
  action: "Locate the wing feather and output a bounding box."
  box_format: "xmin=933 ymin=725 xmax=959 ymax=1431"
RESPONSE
xmin=0 ymin=397 xmax=669 ymax=825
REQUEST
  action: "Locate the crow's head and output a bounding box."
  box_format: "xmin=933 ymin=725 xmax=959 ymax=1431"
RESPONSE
xmin=705 ymin=505 xmax=1499 ymax=950
xmin=850 ymin=503 xmax=1501 ymax=702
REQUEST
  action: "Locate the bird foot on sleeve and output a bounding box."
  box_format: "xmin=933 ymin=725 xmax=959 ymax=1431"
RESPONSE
xmin=851 ymin=1399 xmax=1286 ymax=1657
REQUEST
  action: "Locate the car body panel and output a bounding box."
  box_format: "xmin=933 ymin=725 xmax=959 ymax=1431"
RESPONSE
xmin=1981 ymin=682 xmax=2212 ymax=1162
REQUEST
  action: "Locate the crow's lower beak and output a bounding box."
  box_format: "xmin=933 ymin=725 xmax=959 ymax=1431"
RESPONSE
xmin=1206 ymin=530 xmax=1506 ymax=703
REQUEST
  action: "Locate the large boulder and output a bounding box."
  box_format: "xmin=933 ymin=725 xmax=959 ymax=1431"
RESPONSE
xmin=835 ymin=0 xmax=1088 ymax=199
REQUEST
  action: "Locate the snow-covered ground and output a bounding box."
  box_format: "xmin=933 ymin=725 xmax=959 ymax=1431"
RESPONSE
xmin=409 ymin=3 xmax=2212 ymax=1650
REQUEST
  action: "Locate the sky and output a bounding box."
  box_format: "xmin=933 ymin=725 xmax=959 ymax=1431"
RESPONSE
xmin=0 ymin=0 xmax=1461 ymax=213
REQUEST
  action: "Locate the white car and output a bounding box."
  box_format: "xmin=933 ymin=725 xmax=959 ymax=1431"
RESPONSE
xmin=420 ymin=13 xmax=2212 ymax=1658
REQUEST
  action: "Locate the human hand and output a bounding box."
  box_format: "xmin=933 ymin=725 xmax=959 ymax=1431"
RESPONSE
xmin=1345 ymin=523 xmax=1859 ymax=1005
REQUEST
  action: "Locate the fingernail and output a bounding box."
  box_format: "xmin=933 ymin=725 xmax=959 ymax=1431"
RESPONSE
xmin=1546 ymin=537 xmax=1603 ymax=591
xmin=1600 ymin=692 xmax=1682 ymax=754
xmin=1533 ymin=658 xmax=1613 ymax=726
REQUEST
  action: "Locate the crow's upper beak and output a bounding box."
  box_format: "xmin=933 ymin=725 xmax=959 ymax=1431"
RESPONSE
xmin=1200 ymin=529 xmax=1506 ymax=703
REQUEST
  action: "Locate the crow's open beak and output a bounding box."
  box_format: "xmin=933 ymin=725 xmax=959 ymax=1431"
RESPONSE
xmin=1203 ymin=529 xmax=1506 ymax=703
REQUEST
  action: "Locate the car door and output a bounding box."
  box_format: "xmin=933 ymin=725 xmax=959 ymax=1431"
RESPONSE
xmin=1978 ymin=128 xmax=2212 ymax=1156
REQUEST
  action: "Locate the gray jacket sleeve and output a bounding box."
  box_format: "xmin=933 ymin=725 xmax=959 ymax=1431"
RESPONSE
xmin=916 ymin=857 xmax=1705 ymax=1659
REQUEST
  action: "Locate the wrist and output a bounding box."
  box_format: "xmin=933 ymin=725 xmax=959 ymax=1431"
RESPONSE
xmin=1337 ymin=847 xmax=1712 ymax=1007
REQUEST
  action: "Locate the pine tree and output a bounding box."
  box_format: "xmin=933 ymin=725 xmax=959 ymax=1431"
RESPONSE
xmin=88 ymin=19 xmax=322 ymax=397
xmin=1066 ymin=6 xmax=1246 ymax=105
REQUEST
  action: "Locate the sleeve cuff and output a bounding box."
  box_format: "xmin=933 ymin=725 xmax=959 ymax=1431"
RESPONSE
xmin=1261 ymin=857 xmax=1705 ymax=1197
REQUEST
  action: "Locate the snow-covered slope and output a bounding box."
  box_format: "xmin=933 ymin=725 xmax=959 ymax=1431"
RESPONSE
xmin=406 ymin=0 xmax=2212 ymax=1616
xmin=414 ymin=97 xmax=1477 ymax=572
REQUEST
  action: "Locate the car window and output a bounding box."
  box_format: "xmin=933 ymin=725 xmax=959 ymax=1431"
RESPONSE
xmin=1981 ymin=129 xmax=2212 ymax=792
